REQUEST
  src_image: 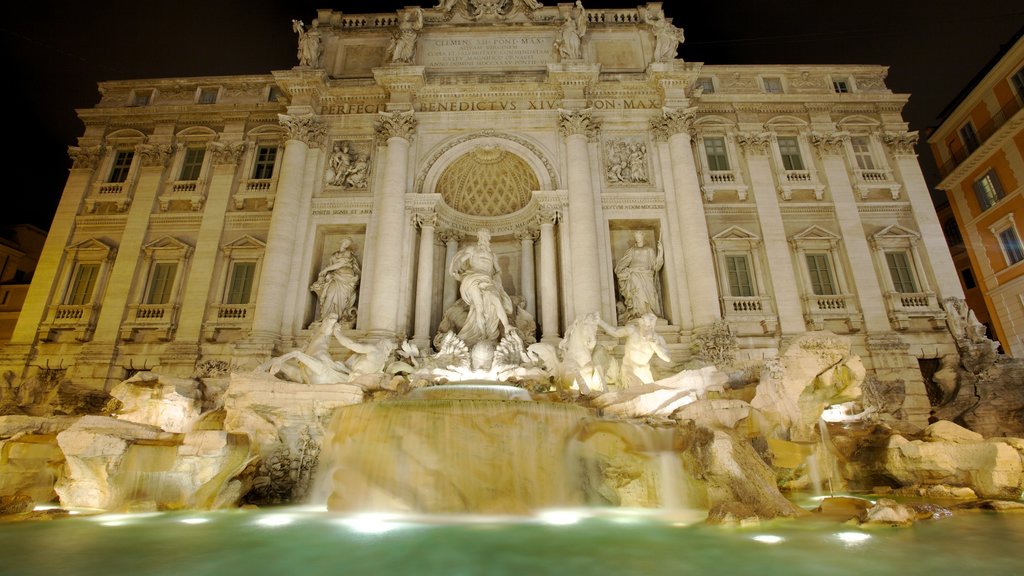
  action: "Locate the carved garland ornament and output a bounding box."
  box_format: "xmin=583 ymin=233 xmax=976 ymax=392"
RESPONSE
xmin=558 ymin=109 xmax=600 ymax=140
xmin=68 ymin=145 xmax=104 ymax=170
xmin=135 ymin=143 xmax=174 ymax=167
xmin=207 ymin=141 xmax=247 ymax=166
xmin=882 ymin=131 xmax=919 ymax=156
xmin=735 ymin=132 xmax=773 ymax=155
xmin=278 ymin=113 xmax=327 ymax=148
xmin=810 ymin=132 xmax=849 ymax=156
xmin=375 ymin=110 xmax=418 ymax=142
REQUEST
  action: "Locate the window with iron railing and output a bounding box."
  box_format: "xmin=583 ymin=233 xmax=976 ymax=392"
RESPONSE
xmin=938 ymin=97 xmax=1023 ymax=175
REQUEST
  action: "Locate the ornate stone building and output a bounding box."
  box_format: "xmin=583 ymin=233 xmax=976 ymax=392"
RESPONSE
xmin=2 ymin=2 xmax=964 ymax=425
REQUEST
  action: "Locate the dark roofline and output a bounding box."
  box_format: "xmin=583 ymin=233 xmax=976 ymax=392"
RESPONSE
xmin=934 ymin=24 xmax=1024 ymax=126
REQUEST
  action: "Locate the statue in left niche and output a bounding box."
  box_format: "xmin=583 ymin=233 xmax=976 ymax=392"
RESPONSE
xmin=292 ymin=20 xmax=322 ymax=68
xmin=387 ymin=7 xmax=424 ymax=64
xmin=311 ymin=238 xmax=360 ymax=327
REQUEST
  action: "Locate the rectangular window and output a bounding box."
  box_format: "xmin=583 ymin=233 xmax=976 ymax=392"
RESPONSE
xmin=885 ymin=252 xmax=918 ymax=293
xmin=109 ymin=151 xmax=134 ymax=183
xmin=179 ymin=147 xmax=206 ymax=181
xmin=131 ymin=90 xmax=152 ymax=106
xmin=66 ymin=264 xmax=100 ymax=306
xmin=1011 ymin=66 xmax=1024 ymax=101
xmin=763 ymin=77 xmax=784 ymax=94
xmin=833 ymin=78 xmax=850 ymax=93
xmin=805 ymin=253 xmax=836 ymax=295
xmin=960 ymin=122 xmax=980 ymax=153
xmin=973 ymin=169 xmax=1005 ymax=211
xmin=704 ymin=137 xmax=730 ymax=171
xmin=695 ymin=77 xmax=715 ymax=94
xmin=725 ymin=255 xmax=754 ymax=297
xmin=998 ymin=227 xmax=1024 ymax=265
xmin=226 ymin=262 xmax=256 ymax=304
xmin=850 ymin=136 xmax=876 ymax=170
xmin=961 ymin=268 xmax=976 ymax=290
xmin=198 ymin=87 xmax=219 ymax=104
xmin=777 ymin=136 xmax=805 ymax=171
xmin=145 ymin=262 xmax=177 ymax=305
xmin=252 ymin=145 xmax=277 ymax=180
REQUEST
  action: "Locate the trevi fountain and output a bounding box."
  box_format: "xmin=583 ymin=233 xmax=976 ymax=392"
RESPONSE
xmin=2 ymin=2 xmax=1023 ymax=575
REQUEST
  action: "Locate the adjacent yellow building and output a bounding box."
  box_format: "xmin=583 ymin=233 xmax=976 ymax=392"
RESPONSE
xmin=930 ymin=29 xmax=1024 ymax=356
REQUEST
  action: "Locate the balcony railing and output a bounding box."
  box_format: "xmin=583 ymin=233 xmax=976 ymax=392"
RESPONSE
xmin=784 ymin=170 xmax=813 ymax=183
xmin=802 ymin=293 xmax=862 ymax=332
xmin=39 ymin=303 xmax=98 ymax=341
xmin=855 ymin=169 xmax=890 ymax=183
xmin=233 ymin=178 xmax=278 ymax=209
xmin=708 ymin=170 xmax=736 ymax=183
xmin=938 ymin=97 xmax=1022 ymax=177
xmin=159 ymin=179 xmax=205 ymax=211
xmin=203 ymin=303 xmax=256 ymax=341
xmin=883 ymin=291 xmax=945 ymax=330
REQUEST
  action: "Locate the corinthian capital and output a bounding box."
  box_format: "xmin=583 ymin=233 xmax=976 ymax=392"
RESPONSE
xmin=67 ymin=145 xmax=104 ymax=170
xmin=810 ymin=132 xmax=849 ymax=156
xmin=882 ymin=131 xmax=919 ymax=156
xmin=650 ymin=107 xmax=696 ymax=141
xmin=136 ymin=143 xmax=174 ymax=167
xmin=735 ymin=132 xmax=773 ymax=155
xmin=558 ymin=109 xmax=600 ymax=141
xmin=375 ymin=110 xmax=418 ymax=143
xmin=279 ymin=113 xmax=327 ymax=148
xmin=207 ymin=141 xmax=247 ymax=165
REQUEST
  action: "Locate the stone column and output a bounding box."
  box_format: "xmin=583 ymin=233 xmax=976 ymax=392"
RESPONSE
xmin=516 ymin=228 xmax=538 ymax=318
xmin=439 ymin=229 xmax=463 ymax=315
xmin=883 ymin=131 xmax=963 ymax=300
xmin=537 ymin=209 xmax=560 ymax=341
xmin=651 ymin=108 xmax=721 ymax=326
xmin=412 ymin=210 xmax=437 ymax=346
xmin=558 ymin=109 xmax=603 ymax=321
xmin=367 ymin=111 xmax=417 ymax=336
xmin=812 ymin=132 xmax=890 ymax=333
xmin=173 ymin=141 xmax=247 ymax=344
xmin=92 ymin=142 xmax=174 ymax=340
xmin=8 ymin=146 xmax=103 ymax=347
xmin=737 ymin=133 xmax=806 ymax=335
xmin=249 ymin=114 xmax=324 ymax=341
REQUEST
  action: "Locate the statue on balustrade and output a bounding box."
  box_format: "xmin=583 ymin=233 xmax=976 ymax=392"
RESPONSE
xmin=447 ymin=228 xmax=516 ymax=347
xmin=292 ymin=20 xmax=322 ymax=67
xmin=643 ymin=7 xmax=684 ymax=62
xmin=615 ymin=231 xmax=664 ymax=322
xmin=554 ymin=1 xmax=587 ymax=60
xmin=310 ymin=238 xmax=360 ymax=327
xmin=387 ymin=7 xmax=424 ymax=64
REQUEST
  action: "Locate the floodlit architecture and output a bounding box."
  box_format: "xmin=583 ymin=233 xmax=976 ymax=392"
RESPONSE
xmin=2 ymin=1 xmax=968 ymax=426
xmin=929 ymin=29 xmax=1024 ymax=357
xmin=0 ymin=225 xmax=45 ymax=343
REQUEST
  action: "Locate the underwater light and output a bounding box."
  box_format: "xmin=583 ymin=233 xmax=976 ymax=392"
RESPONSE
xmin=180 ymin=517 xmax=209 ymax=525
xmin=336 ymin=513 xmax=407 ymax=534
xmin=752 ymin=535 xmax=785 ymax=544
xmin=835 ymin=531 xmax=871 ymax=544
xmin=537 ymin=509 xmax=587 ymax=526
xmin=256 ymin=514 xmax=295 ymax=527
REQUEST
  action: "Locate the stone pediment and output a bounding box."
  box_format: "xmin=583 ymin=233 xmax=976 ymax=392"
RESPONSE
xmin=221 ymin=235 xmax=267 ymax=255
xmin=712 ymin=226 xmax=760 ymax=242
xmin=142 ymin=236 xmax=192 ymax=258
xmin=872 ymin=224 xmax=919 ymax=241
xmin=791 ymin=225 xmax=840 ymax=244
xmin=65 ymin=238 xmax=116 ymax=259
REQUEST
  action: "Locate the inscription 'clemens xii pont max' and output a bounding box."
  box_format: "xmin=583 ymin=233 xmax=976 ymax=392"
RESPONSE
xmin=418 ymin=33 xmax=554 ymax=69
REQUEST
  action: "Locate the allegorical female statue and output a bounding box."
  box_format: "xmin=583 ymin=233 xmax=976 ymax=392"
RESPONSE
xmin=615 ymin=231 xmax=664 ymax=322
xmin=448 ymin=228 xmax=515 ymax=346
xmin=311 ymin=238 xmax=361 ymax=325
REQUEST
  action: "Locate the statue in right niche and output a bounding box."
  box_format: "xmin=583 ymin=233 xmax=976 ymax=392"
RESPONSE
xmin=615 ymin=230 xmax=664 ymax=322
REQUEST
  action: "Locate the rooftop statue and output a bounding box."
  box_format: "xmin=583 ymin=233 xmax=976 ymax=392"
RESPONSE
xmin=643 ymin=7 xmax=684 ymax=62
xmin=291 ymin=20 xmax=322 ymax=67
xmin=387 ymin=7 xmax=424 ymax=64
xmin=554 ymin=1 xmax=587 ymax=60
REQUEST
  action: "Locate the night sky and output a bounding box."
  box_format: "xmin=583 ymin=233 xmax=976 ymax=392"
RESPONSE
xmin=4 ymin=0 xmax=1022 ymax=230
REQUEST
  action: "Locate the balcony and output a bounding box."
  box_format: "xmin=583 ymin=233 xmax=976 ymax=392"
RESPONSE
xmin=85 ymin=182 xmax=130 ymax=213
xmin=853 ymin=169 xmax=901 ymax=200
xmin=233 ymin=178 xmax=278 ymax=209
xmin=721 ymin=296 xmax=777 ymax=335
xmin=159 ymin=180 xmax=206 ymax=211
xmin=778 ymin=170 xmax=825 ymax=201
xmin=203 ymin=303 xmax=255 ymax=341
xmin=700 ymin=170 xmax=748 ymax=202
xmin=121 ymin=303 xmax=178 ymax=341
xmin=884 ymin=291 xmax=946 ymax=331
xmin=802 ymin=294 xmax=862 ymax=332
xmin=938 ymin=97 xmax=1022 ymax=177
xmin=38 ymin=303 xmax=99 ymax=342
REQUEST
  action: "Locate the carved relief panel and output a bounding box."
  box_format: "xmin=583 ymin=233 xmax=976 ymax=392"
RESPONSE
xmin=325 ymin=140 xmax=372 ymax=190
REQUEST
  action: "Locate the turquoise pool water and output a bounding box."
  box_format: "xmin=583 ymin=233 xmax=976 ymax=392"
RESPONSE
xmin=2 ymin=506 xmax=1023 ymax=576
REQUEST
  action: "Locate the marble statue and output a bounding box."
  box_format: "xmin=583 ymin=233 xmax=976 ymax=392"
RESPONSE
xmin=310 ymin=239 xmax=360 ymax=325
xmin=261 ymin=314 xmax=348 ymax=384
xmin=292 ymin=20 xmax=321 ymax=67
xmin=559 ymin=312 xmax=604 ymax=393
xmin=615 ymin=231 xmax=664 ymax=321
xmin=388 ymin=8 xmax=424 ymax=64
xmin=449 ymin=228 xmax=515 ymax=346
xmin=943 ymin=297 xmax=988 ymax=343
xmin=333 ymin=330 xmax=398 ymax=382
xmin=434 ymin=0 xmax=458 ymax=12
xmin=555 ymin=1 xmax=587 ymax=60
xmin=599 ymin=313 xmax=669 ymax=387
xmin=643 ymin=7 xmax=684 ymax=62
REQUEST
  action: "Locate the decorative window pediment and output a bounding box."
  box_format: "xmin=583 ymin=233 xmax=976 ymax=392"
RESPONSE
xmin=222 ymin=235 xmax=266 ymax=256
xmin=142 ymin=236 xmax=193 ymax=259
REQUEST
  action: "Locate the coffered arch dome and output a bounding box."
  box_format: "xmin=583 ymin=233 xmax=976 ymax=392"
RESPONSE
xmin=416 ymin=132 xmax=558 ymax=218
xmin=437 ymin=146 xmax=539 ymax=217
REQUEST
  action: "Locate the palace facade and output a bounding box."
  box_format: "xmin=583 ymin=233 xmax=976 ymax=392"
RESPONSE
xmin=2 ymin=2 xmax=964 ymax=426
